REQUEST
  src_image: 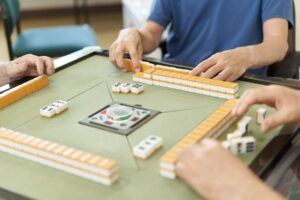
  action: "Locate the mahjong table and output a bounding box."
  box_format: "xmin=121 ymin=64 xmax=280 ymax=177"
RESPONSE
xmin=0 ymin=47 xmax=299 ymax=200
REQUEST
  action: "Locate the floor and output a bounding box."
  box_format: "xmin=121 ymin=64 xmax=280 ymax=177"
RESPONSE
xmin=0 ymin=10 xmax=123 ymax=61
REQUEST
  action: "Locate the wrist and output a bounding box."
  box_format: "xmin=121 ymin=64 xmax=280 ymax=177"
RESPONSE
xmin=235 ymin=176 xmax=283 ymax=200
xmin=237 ymin=47 xmax=256 ymax=70
xmin=0 ymin=62 xmax=13 ymax=84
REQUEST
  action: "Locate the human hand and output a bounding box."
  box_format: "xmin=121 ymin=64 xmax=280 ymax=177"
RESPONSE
xmin=109 ymin=28 xmax=143 ymax=72
xmin=6 ymin=54 xmax=55 ymax=81
xmin=176 ymin=139 xmax=283 ymax=200
xmin=190 ymin=48 xmax=253 ymax=81
xmin=232 ymin=85 xmax=300 ymax=133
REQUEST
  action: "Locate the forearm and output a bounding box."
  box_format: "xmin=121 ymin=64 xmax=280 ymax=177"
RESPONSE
xmin=244 ymin=36 xmax=288 ymax=70
xmin=139 ymin=21 xmax=164 ymax=54
xmin=0 ymin=62 xmax=11 ymax=86
xmin=234 ymin=177 xmax=284 ymax=200
xmin=139 ymin=29 xmax=162 ymax=54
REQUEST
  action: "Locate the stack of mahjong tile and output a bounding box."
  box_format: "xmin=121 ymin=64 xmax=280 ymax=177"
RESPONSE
xmin=40 ymin=100 xmax=68 ymax=118
xmin=0 ymin=76 xmax=49 ymax=109
xmin=0 ymin=127 xmax=119 ymax=186
xmin=222 ymin=116 xmax=256 ymax=155
xmin=112 ymin=83 xmax=144 ymax=95
xmin=159 ymin=99 xmax=238 ymax=179
xmin=133 ymin=135 xmax=163 ymax=159
xmin=133 ymin=68 xmax=239 ymax=99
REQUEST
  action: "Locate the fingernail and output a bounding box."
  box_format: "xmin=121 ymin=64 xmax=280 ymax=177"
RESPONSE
xmin=135 ymin=67 xmax=141 ymax=72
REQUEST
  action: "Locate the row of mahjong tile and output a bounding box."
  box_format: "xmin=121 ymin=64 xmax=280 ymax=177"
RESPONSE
xmin=0 ymin=76 xmax=49 ymax=109
xmin=123 ymin=59 xmax=190 ymax=75
xmin=112 ymin=82 xmax=144 ymax=95
xmin=144 ymin=68 xmax=239 ymax=94
xmin=40 ymin=100 xmax=68 ymax=118
xmin=124 ymin=58 xmax=239 ymax=94
xmin=133 ymin=135 xmax=163 ymax=159
xmin=0 ymin=128 xmax=117 ymax=171
xmin=159 ymin=99 xmax=238 ymax=179
xmin=133 ymin=74 xmax=236 ymax=100
xmin=0 ymin=128 xmax=119 ymax=186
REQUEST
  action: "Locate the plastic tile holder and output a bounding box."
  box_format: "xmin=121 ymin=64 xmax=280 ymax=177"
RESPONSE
xmin=79 ymin=102 xmax=160 ymax=136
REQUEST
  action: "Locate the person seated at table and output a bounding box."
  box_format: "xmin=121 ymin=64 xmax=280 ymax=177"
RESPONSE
xmin=176 ymin=85 xmax=300 ymax=200
xmin=0 ymin=54 xmax=54 ymax=87
xmin=109 ymin=0 xmax=293 ymax=81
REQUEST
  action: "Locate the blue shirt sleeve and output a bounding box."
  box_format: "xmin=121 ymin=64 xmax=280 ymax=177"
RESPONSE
xmin=262 ymin=0 xmax=294 ymax=27
xmin=147 ymin=0 xmax=172 ymax=28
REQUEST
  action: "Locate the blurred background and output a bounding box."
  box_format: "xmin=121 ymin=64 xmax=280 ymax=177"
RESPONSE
xmin=0 ymin=0 xmax=299 ymax=61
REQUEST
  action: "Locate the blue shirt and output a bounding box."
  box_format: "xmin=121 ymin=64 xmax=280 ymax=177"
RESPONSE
xmin=148 ymin=0 xmax=294 ymax=76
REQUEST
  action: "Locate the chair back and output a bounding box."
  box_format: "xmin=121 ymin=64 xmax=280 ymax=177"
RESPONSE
xmin=0 ymin=0 xmax=20 ymax=60
xmin=0 ymin=0 xmax=20 ymax=36
xmin=287 ymin=1 xmax=296 ymax=54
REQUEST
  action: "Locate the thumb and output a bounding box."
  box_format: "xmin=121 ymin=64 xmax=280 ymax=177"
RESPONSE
xmin=261 ymin=111 xmax=286 ymax=133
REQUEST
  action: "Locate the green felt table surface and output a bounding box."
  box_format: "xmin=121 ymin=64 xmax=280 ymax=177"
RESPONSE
xmin=0 ymin=55 xmax=280 ymax=200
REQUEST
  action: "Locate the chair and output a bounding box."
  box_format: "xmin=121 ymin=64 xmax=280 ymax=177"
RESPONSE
xmin=0 ymin=0 xmax=99 ymax=60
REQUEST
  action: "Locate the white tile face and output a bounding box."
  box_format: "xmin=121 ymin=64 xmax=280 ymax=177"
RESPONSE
xmin=131 ymin=84 xmax=144 ymax=94
xmin=112 ymin=83 xmax=122 ymax=93
xmin=120 ymin=83 xmax=132 ymax=93
xmin=52 ymin=100 xmax=68 ymax=114
xmin=230 ymin=138 xmax=243 ymax=155
xmin=40 ymin=105 xmax=56 ymax=117
xmin=133 ymin=135 xmax=163 ymax=159
xmin=237 ymin=116 xmax=252 ymax=134
xmin=241 ymin=136 xmax=256 ymax=153
xmin=145 ymin=135 xmax=163 ymax=148
xmin=133 ymin=145 xmax=150 ymax=159
xmin=40 ymin=100 xmax=68 ymax=117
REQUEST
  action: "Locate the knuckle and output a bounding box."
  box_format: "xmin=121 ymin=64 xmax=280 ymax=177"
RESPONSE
xmin=176 ymin=163 xmax=186 ymax=175
xmin=130 ymin=50 xmax=138 ymax=58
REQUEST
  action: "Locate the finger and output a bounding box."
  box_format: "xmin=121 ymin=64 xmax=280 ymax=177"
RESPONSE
xmin=41 ymin=56 xmax=55 ymax=75
xmin=128 ymin=45 xmax=142 ymax=72
xmin=175 ymin=162 xmax=186 ymax=177
xmin=200 ymin=138 xmax=219 ymax=146
xmin=232 ymin=90 xmax=258 ymax=116
xmin=261 ymin=111 xmax=287 ymax=133
xmin=201 ymin=64 xmax=224 ymax=79
xmin=213 ymin=68 xmax=231 ymax=81
xmin=35 ymin=59 xmax=45 ymax=75
xmin=190 ymin=57 xmax=217 ymax=76
xmin=109 ymin=45 xmax=117 ymax=66
xmin=226 ymin=73 xmax=239 ymax=82
xmin=232 ymin=88 xmax=275 ymax=116
xmin=115 ymin=47 xmax=127 ymax=72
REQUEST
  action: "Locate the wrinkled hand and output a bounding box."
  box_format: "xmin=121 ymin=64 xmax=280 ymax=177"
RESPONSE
xmin=176 ymin=139 xmax=283 ymax=200
xmin=232 ymin=85 xmax=300 ymax=133
xmin=190 ymin=48 xmax=253 ymax=81
xmin=6 ymin=54 xmax=55 ymax=81
xmin=109 ymin=28 xmax=143 ymax=72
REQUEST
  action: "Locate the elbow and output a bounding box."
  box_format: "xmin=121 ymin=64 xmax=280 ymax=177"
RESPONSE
xmin=277 ymin=41 xmax=289 ymax=62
